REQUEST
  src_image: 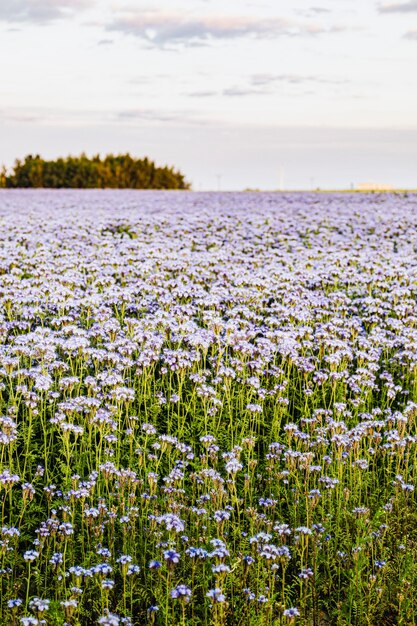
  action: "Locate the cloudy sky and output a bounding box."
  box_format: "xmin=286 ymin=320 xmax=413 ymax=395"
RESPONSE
xmin=0 ymin=0 xmax=416 ymax=189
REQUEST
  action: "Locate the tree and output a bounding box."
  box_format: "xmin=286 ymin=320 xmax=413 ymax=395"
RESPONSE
xmin=0 ymin=166 xmax=7 ymax=188
xmin=2 ymin=153 xmax=191 ymax=189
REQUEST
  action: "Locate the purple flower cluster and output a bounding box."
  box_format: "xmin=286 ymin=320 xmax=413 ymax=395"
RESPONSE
xmin=0 ymin=190 xmax=416 ymax=624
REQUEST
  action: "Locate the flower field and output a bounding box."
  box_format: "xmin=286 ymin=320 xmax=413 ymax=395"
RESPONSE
xmin=1 ymin=189 xmax=417 ymax=625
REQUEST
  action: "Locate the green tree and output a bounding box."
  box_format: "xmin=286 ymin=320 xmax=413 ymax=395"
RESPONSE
xmin=2 ymin=153 xmax=191 ymax=190
xmin=0 ymin=166 xmax=7 ymax=188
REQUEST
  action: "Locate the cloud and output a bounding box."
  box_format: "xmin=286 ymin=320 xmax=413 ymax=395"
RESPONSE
xmin=309 ymin=7 xmax=331 ymax=13
xmin=1 ymin=105 xmax=204 ymax=128
xmin=0 ymin=0 xmax=93 ymax=24
xmin=128 ymin=74 xmax=172 ymax=87
xmin=0 ymin=109 xmax=43 ymax=123
xmin=250 ymin=73 xmax=347 ymax=86
xmin=187 ymin=91 xmax=218 ymax=98
xmin=105 ymin=10 xmax=341 ymax=46
xmin=301 ymin=6 xmax=332 ymax=17
xmin=185 ymin=86 xmax=271 ymax=98
xmin=185 ymin=74 xmax=348 ymax=99
xmin=117 ymin=109 xmax=177 ymax=122
xmin=116 ymin=108 xmax=206 ymax=125
xmin=379 ymin=0 xmax=417 ymax=12
xmin=184 ymin=74 xmax=347 ymax=99
xmin=222 ymin=86 xmax=268 ymax=96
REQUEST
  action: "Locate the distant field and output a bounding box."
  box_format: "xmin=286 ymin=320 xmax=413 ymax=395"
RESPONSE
xmin=1 ymin=190 xmax=417 ymax=625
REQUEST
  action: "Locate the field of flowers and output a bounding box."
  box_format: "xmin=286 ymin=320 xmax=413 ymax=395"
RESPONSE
xmin=1 ymin=189 xmax=417 ymax=626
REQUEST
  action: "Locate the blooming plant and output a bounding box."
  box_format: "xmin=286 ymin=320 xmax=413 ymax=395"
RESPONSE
xmin=0 ymin=189 xmax=417 ymax=624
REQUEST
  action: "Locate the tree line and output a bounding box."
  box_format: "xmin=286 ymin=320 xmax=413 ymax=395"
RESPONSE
xmin=0 ymin=153 xmax=190 ymax=189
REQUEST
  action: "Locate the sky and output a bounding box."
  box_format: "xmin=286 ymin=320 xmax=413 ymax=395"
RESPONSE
xmin=0 ymin=0 xmax=416 ymax=190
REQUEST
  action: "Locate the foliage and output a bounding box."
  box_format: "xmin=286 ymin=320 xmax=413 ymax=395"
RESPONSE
xmin=0 ymin=166 xmax=7 ymax=188
xmin=0 ymin=153 xmax=190 ymax=189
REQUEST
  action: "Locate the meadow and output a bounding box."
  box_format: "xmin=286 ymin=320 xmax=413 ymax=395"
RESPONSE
xmin=1 ymin=189 xmax=417 ymax=626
